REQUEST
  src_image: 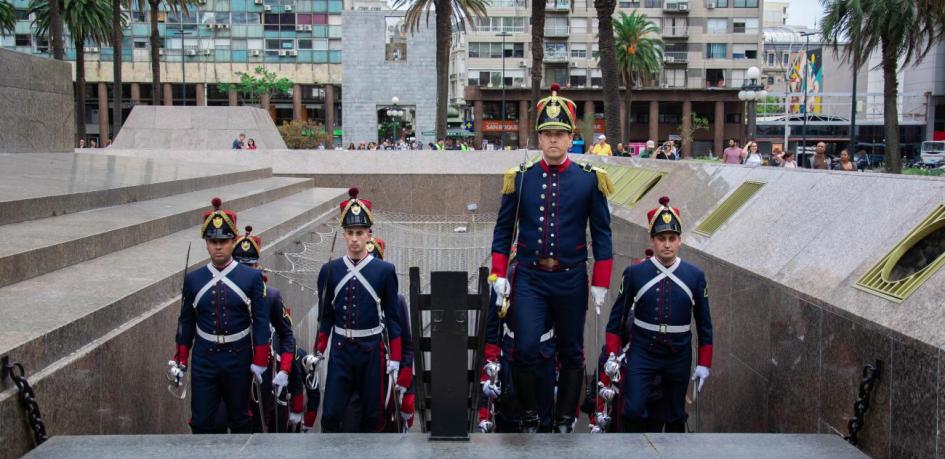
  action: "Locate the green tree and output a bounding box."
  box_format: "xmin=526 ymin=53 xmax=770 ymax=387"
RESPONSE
xmin=820 ymin=0 xmax=945 ymax=173
xmin=31 ymin=0 xmax=122 ymax=142
xmin=134 ymin=0 xmax=198 ymax=105
xmin=0 ymin=1 xmax=15 ymax=36
xmin=614 ymin=11 xmax=663 ymax=145
xmin=392 ymin=0 xmax=489 ymax=141
xmin=218 ymin=66 xmax=293 ymax=107
xmin=677 ymin=113 xmax=709 ymax=156
xmin=595 ymin=0 xmax=621 ymax=151
xmin=279 ymin=120 xmax=331 ymax=149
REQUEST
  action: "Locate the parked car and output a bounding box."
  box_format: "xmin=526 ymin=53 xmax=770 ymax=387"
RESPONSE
xmin=919 ymin=141 xmax=945 ymax=168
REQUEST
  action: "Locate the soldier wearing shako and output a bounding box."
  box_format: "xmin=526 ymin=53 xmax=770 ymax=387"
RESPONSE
xmin=308 ymin=188 xmax=403 ymax=432
xmin=231 ymin=226 xmax=300 ymax=432
xmin=605 ymin=196 xmax=713 ymax=433
xmin=168 ymin=197 xmax=270 ymax=434
xmin=489 ymin=83 xmax=615 ymax=433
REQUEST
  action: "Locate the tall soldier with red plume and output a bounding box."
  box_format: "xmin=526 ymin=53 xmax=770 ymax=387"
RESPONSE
xmin=605 ymin=196 xmax=713 ymax=432
xmin=168 ymin=197 xmax=270 ymax=433
xmin=489 ymin=83 xmax=615 ymax=433
xmin=306 ymin=188 xmax=403 ymax=432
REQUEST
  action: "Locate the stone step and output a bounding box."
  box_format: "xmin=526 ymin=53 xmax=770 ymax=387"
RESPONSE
xmin=0 ymin=187 xmax=346 ymax=387
xmin=0 ymin=153 xmax=271 ymax=225
xmin=0 ymin=176 xmax=313 ymax=288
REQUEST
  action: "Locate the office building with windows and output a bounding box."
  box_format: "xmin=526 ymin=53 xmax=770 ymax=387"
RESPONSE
xmin=1 ymin=0 xmax=343 ymax=143
xmin=451 ymin=0 xmax=764 ymax=153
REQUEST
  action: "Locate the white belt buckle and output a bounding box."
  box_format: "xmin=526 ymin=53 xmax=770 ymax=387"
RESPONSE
xmin=346 ymin=327 xmax=353 ymax=340
xmin=217 ymin=334 xmax=226 ymax=344
xmin=658 ymin=324 xmax=668 ymax=334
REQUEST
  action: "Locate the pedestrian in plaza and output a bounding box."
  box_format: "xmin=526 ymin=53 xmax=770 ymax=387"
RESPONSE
xmin=490 ymin=83 xmax=614 ymax=433
xmin=104 ymin=138 xmax=112 ymax=148
xmin=309 ymin=188 xmax=403 ymax=433
xmin=770 ymin=146 xmax=784 ymax=167
xmin=838 ymin=149 xmax=855 ymax=171
xmin=813 ymin=142 xmax=830 ymax=169
xmin=606 ymin=196 xmax=713 ymax=433
xmin=615 ymin=143 xmax=627 ymax=157
xmin=232 ymin=133 xmax=246 ymax=150
xmin=78 ymin=138 xmax=86 ymax=149
xmin=167 ymin=198 xmax=270 ymax=434
xmin=721 ymin=138 xmax=742 ymax=164
xmin=590 ymin=134 xmax=613 ymax=156
xmin=347 ymin=143 xmax=356 ymax=150
xmin=435 ymin=138 xmax=446 ymax=150
xmin=782 ymin=150 xmax=797 ymax=168
xmin=743 ymin=142 xmax=763 ymax=167
xmin=246 ymin=139 xmax=257 ymax=150
xmin=89 ymin=139 xmax=98 ymax=149
xmin=639 ymin=140 xmax=655 ymax=159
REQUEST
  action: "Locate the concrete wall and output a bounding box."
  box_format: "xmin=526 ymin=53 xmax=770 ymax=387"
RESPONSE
xmin=0 ymin=49 xmax=74 ymax=153
xmin=341 ymin=11 xmax=436 ymax=146
xmin=112 ymin=106 xmax=287 ymax=150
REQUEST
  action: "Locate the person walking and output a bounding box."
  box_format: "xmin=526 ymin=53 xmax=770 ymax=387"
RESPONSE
xmin=590 ymin=135 xmax=613 ymax=156
xmin=721 ymin=138 xmax=742 ymax=164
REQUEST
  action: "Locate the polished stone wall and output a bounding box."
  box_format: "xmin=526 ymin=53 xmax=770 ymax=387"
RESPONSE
xmin=0 ymin=49 xmax=74 ymax=152
xmin=111 ymin=106 xmax=287 ymax=150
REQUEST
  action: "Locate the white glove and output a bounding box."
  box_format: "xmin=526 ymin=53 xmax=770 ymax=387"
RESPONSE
xmin=691 ymin=365 xmax=710 ymax=392
xmin=482 ymin=380 xmax=501 ymax=399
xmin=250 ymin=364 xmax=267 ymax=384
xmin=288 ymin=411 xmax=303 ymax=428
xmin=272 ymin=370 xmax=289 ymax=396
xmin=302 ymin=353 xmax=323 ymax=372
xmin=590 ymin=286 xmax=608 ymax=311
xmin=166 ymin=360 xmax=186 ymax=385
xmin=492 ymin=277 xmax=510 ymax=305
xmin=590 ymin=424 xmax=603 ymax=433
xmin=387 ymin=359 xmax=400 ymax=376
xmin=478 ymin=419 xmax=494 ymax=433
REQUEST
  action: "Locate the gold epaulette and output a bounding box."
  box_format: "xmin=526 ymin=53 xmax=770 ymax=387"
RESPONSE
xmin=579 ymin=162 xmax=614 ymax=196
xmin=501 ymin=161 xmax=533 ymax=195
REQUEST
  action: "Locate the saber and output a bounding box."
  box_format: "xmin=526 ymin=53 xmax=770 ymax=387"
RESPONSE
xmin=497 ymin=150 xmax=529 ymax=318
xmin=592 ymin=299 xmax=603 ymax=431
xmin=168 ymin=242 xmax=192 ymax=400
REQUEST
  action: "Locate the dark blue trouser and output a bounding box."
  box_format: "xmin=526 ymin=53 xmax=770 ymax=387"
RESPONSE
xmin=489 ymin=338 xmax=557 ymax=431
xmin=621 ymin=340 xmax=691 ymax=425
xmin=321 ymin=335 xmax=385 ymax=432
xmin=190 ymin=339 xmax=254 ymax=434
xmin=511 ymin=266 xmax=587 ymax=369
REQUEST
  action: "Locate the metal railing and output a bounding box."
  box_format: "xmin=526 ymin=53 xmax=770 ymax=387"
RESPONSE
xmin=663 ymin=51 xmax=688 ymax=63
xmin=543 ymin=26 xmax=570 ymax=37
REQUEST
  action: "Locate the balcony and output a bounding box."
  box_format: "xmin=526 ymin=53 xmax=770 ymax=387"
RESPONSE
xmin=663 ymin=1 xmax=690 ymax=12
xmin=663 ymin=51 xmax=688 ymax=64
xmin=662 ymin=27 xmax=688 ymax=37
xmin=543 ymin=52 xmax=569 ymax=63
xmin=543 ymin=26 xmax=570 ymax=38
xmin=546 ymin=0 xmax=571 ymax=11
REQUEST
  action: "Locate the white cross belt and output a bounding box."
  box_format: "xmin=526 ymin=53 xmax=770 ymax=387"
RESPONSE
xmin=192 ymin=261 xmax=251 ymax=308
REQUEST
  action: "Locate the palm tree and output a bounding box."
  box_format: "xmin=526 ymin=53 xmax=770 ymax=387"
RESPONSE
xmin=613 ymin=11 xmax=662 ymax=145
xmin=393 ymin=0 xmax=489 ymax=140
xmin=135 ymin=0 xmax=197 ymax=105
xmin=1 ymin=1 xmax=15 ymax=36
xmin=111 ymin=0 xmax=124 ymax=139
xmin=527 ymin=0 xmax=546 ymax=148
xmin=31 ymin=0 xmax=120 ymax=142
xmin=821 ymin=0 xmax=944 ymax=173
xmin=594 ymin=0 xmax=620 ymax=150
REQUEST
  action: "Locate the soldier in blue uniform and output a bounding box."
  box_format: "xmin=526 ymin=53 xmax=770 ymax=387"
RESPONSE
xmin=167 ymin=197 xmax=270 ymax=434
xmin=309 ymin=188 xmax=403 ymax=433
xmin=231 ymin=225 xmax=297 ymax=432
xmin=490 ymin=82 xmax=614 ymax=433
xmin=605 ymin=196 xmax=713 ymax=433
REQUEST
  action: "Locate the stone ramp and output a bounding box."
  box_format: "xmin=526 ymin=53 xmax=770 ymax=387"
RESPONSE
xmin=0 ymin=153 xmax=270 ymax=225
xmin=24 ymin=433 xmax=867 ymax=458
xmin=112 ymin=106 xmax=287 ymax=150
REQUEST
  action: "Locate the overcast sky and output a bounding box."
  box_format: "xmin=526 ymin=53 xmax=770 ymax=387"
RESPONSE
xmin=786 ymin=0 xmax=826 ymax=28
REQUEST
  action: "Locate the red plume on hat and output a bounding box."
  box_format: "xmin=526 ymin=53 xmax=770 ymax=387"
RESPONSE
xmin=645 ymin=249 xmax=654 ymax=258
xmin=240 ymin=225 xmax=262 ymax=248
xmin=202 ymin=197 xmax=238 ymax=224
xmin=340 ymin=187 xmax=372 ymax=213
xmin=647 ymin=196 xmax=681 ymax=223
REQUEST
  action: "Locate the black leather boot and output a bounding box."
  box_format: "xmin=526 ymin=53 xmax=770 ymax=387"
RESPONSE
xmin=664 ymin=420 xmax=687 ymax=433
xmin=553 ymin=367 xmax=584 ymax=433
xmin=511 ymin=367 xmax=541 ymax=433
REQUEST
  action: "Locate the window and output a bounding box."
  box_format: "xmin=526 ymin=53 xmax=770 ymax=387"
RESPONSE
xmin=571 ymin=18 xmax=587 ymax=33
xmin=545 ymin=16 xmax=568 ymax=35
xmin=298 ymin=39 xmax=313 ymax=50
xmin=132 ymin=11 xmax=146 ymax=22
xmin=15 ymin=34 xmax=29 ymax=47
xmin=782 ymin=52 xmax=790 ymax=66
xmin=706 ymin=18 xmax=727 ymax=34
xmin=545 ymin=42 xmax=567 ymax=59
xmin=592 ymin=43 xmax=600 ymax=58
xmin=232 ymin=13 xmax=261 ymax=24
xmin=730 ymin=69 xmax=745 ymax=87
xmin=662 ymin=68 xmax=686 ymax=87
xmin=570 ymin=69 xmax=587 ymax=87
xmin=591 ymin=69 xmax=602 ymax=87
xmin=706 ymin=68 xmax=725 ymax=87
xmin=706 ymin=43 xmax=726 ymax=59
xmin=469 ymin=42 xmax=524 ymax=58
xmin=732 ymin=44 xmax=756 ymax=59
xmin=618 ymin=0 xmax=641 ymax=7
xmin=491 ymin=0 xmax=526 ymax=6
xmin=546 ymin=67 xmax=568 ymax=85
xmin=505 ymin=42 xmax=524 ymax=57
xmin=134 ymin=39 xmax=147 ymax=49
xmin=571 ymin=43 xmax=587 ymax=58
xmin=644 ymin=0 xmax=660 ymax=7
xmin=766 ymin=52 xmax=775 ymax=66
xmin=663 ymin=17 xmax=687 ymax=35
xmin=733 ymin=0 xmax=758 ymax=6
xmin=715 ymin=0 xmax=728 ymax=5
xmin=732 ymin=18 xmax=758 ymax=33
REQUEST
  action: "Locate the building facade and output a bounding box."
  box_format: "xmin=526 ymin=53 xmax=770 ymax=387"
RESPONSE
xmin=0 ymin=0 xmax=343 ymax=144
xmin=449 ymin=0 xmax=765 ymax=151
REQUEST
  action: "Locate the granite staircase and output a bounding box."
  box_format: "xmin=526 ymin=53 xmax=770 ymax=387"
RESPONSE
xmin=0 ymin=152 xmax=344 ymax=459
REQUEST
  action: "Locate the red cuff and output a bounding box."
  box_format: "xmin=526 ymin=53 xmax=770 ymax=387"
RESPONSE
xmin=316 ymin=332 xmax=329 ymax=354
xmin=478 ymin=406 xmax=490 ymax=422
xmin=174 ymin=345 xmax=190 ymax=365
xmin=605 ymin=332 xmax=621 ymax=356
xmin=592 ymin=259 xmax=614 ymax=288
xmin=484 ymin=343 xmax=501 ymax=362
xmin=252 ymin=345 xmax=270 ymax=367
xmin=491 ymin=252 xmax=510 ymax=278
xmin=397 ymin=366 xmax=413 ymax=389
xmin=304 ymin=411 xmax=317 ymax=428
xmin=291 ymin=394 xmax=304 ymax=413
xmin=280 ymin=352 xmax=294 ymax=373
xmin=389 ymin=337 xmax=402 ymax=362
xmin=698 ymin=344 xmax=713 ymax=368
xmin=401 ymin=393 xmax=415 ymax=414
xmin=599 ymin=369 xmax=611 ymax=388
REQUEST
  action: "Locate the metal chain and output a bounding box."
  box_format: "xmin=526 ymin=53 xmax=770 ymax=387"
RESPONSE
xmin=2 ymin=356 xmax=49 ymax=446
xmin=844 ymin=359 xmax=882 ymax=447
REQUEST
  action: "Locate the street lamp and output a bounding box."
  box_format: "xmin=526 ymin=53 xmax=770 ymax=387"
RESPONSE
xmin=738 ymin=66 xmax=767 ymax=141
xmin=386 ymin=96 xmax=404 ymax=143
xmin=497 ymin=31 xmax=512 ymax=149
